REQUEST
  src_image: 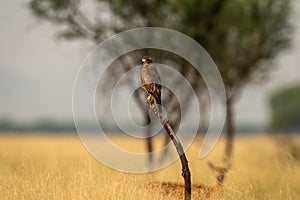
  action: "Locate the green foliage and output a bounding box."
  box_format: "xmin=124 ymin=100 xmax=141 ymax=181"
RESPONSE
xmin=269 ymin=84 xmax=300 ymax=133
xmin=175 ymin=0 xmax=292 ymax=98
xmin=27 ymin=0 xmax=293 ymax=98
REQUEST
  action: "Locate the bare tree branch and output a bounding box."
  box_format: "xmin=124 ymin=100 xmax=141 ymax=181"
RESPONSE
xmin=147 ymin=100 xmax=191 ymax=200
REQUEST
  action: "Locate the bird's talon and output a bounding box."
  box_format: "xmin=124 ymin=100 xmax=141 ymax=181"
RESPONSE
xmin=146 ymin=95 xmax=152 ymax=103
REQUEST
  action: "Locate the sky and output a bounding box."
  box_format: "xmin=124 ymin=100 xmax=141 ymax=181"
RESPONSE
xmin=1 ymin=0 xmax=300 ymax=127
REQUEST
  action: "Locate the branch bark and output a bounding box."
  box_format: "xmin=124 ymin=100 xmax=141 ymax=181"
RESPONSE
xmin=147 ymin=101 xmax=191 ymax=200
xmin=224 ymin=96 xmax=234 ymax=161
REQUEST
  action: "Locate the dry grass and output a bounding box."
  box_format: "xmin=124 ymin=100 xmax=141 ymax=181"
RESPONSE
xmin=0 ymin=133 xmax=299 ymax=199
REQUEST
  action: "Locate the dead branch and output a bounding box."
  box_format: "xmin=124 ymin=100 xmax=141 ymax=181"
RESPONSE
xmin=147 ymin=100 xmax=191 ymax=200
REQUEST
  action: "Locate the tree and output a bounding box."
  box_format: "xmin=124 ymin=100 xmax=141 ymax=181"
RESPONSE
xmin=269 ymin=84 xmax=300 ymax=133
xmin=173 ymin=0 xmax=293 ymax=159
xmin=28 ymin=0 xmax=293 ymax=161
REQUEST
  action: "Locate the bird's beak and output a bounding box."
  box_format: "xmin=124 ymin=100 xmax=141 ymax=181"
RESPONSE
xmin=142 ymin=58 xmax=146 ymax=63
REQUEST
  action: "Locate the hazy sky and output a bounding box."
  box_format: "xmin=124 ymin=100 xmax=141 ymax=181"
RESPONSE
xmin=1 ymin=0 xmax=300 ymax=127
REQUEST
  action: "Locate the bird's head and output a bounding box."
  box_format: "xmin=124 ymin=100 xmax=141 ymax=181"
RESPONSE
xmin=141 ymin=56 xmax=153 ymax=65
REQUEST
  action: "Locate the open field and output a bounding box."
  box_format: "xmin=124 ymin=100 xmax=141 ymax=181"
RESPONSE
xmin=0 ymin=133 xmax=300 ymax=199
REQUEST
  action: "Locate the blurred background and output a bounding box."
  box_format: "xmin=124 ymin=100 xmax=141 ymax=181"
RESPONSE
xmin=1 ymin=0 xmax=300 ymax=133
xmin=1 ymin=1 xmax=300 ymax=199
xmin=1 ymin=0 xmax=300 ymax=148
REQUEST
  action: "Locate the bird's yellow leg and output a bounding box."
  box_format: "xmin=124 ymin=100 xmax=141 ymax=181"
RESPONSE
xmin=146 ymin=95 xmax=154 ymax=103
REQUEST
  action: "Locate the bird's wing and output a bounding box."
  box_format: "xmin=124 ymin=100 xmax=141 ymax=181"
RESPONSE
xmin=149 ymin=63 xmax=161 ymax=84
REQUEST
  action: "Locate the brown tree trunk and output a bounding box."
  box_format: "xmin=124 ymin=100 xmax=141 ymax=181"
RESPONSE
xmin=225 ymin=97 xmax=234 ymax=160
xmin=144 ymin=112 xmax=153 ymax=166
xmin=131 ymin=88 xmax=154 ymax=166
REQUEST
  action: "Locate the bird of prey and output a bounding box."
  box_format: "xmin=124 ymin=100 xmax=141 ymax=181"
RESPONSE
xmin=141 ymin=56 xmax=162 ymax=111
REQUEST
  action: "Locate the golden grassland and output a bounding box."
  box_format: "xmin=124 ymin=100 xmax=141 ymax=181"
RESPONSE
xmin=0 ymin=133 xmax=300 ymax=200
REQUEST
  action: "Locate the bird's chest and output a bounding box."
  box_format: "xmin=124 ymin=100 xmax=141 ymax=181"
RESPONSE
xmin=141 ymin=66 xmax=160 ymax=85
